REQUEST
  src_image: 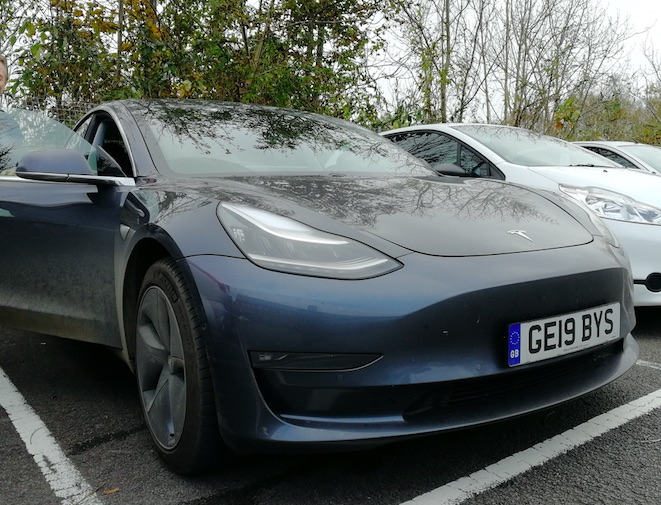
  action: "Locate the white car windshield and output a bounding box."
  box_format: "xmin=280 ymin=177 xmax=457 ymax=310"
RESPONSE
xmin=619 ymin=143 xmax=661 ymax=169
xmin=452 ymin=124 xmax=621 ymax=168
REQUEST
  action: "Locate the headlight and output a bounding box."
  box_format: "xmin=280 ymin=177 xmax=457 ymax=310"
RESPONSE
xmin=559 ymin=185 xmax=661 ymax=225
xmin=217 ymin=203 xmax=402 ymax=279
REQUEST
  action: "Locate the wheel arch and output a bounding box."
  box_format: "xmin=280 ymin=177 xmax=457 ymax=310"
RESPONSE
xmin=122 ymin=238 xmax=169 ymax=367
xmin=121 ymin=235 xmax=211 ymax=369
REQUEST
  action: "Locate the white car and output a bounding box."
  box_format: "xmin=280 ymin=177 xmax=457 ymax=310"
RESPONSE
xmin=575 ymin=140 xmax=661 ymax=175
xmin=382 ymin=124 xmax=661 ymax=306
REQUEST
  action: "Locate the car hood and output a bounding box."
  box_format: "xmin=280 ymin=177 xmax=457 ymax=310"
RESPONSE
xmin=192 ymin=175 xmax=593 ymax=256
xmin=529 ymin=165 xmax=661 ymax=204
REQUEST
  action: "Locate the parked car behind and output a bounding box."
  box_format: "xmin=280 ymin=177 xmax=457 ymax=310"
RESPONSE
xmin=575 ymin=140 xmax=661 ymax=175
xmin=383 ymin=123 xmax=661 ymax=306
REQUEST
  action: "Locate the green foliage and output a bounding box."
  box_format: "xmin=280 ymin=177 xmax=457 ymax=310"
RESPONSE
xmin=2 ymin=0 xmax=384 ymax=120
xmin=1 ymin=0 xmax=661 ymax=141
xmin=557 ymin=76 xmax=661 ymax=145
xmin=8 ymin=0 xmax=123 ymax=106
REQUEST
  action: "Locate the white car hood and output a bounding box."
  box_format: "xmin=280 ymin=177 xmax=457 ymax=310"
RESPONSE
xmin=528 ymin=165 xmax=661 ymax=205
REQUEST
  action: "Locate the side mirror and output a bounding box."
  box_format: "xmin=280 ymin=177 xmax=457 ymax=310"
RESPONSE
xmin=16 ymin=148 xmax=93 ymax=181
xmin=431 ymin=162 xmax=468 ymax=177
xmin=15 ymin=148 xmax=132 ymax=186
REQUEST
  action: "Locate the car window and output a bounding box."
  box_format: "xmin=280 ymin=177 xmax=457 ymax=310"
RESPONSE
xmin=0 ymin=108 xmax=90 ymax=175
xmin=75 ymin=113 xmax=132 ymax=177
xmin=387 ymin=131 xmax=458 ymax=165
xmin=74 ymin=115 xmax=93 ymax=141
xmin=459 ymin=146 xmax=490 ymax=176
xmin=386 ymin=131 xmax=502 ymax=179
xmin=582 ymin=146 xmax=637 ymax=168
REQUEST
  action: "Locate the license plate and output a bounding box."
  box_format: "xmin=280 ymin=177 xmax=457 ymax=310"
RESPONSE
xmin=508 ymin=302 xmax=620 ymax=367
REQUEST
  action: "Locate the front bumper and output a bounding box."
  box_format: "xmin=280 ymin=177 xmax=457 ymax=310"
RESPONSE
xmin=185 ymin=241 xmax=636 ymax=454
xmin=606 ymin=219 xmax=661 ymax=306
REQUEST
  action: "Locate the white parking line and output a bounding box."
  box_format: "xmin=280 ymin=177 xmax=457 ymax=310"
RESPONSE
xmin=0 ymin=366 xmax=103 ymax=505
xmin=637 ymin=359 xmax=661 ymax=371
xmin=2 ymin=356 xmax=661 ymax=505
xmin=400 ymin=360 xmax=661 ymax=505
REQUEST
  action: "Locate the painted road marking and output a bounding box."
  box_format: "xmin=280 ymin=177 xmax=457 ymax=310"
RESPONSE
xmin=637 ymin=359 xmax=661 ymax=371
xmin=2 ymin=354 xmax=660 ymax=505
xmin=0 ymin=366 xmax=103 ymax=505
xmin=399 ymin=360 xmax=661 ymax=505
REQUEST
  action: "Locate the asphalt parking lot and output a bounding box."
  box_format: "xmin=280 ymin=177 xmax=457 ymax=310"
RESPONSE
xmin=1 ymin=307 xmax=661 ymax=505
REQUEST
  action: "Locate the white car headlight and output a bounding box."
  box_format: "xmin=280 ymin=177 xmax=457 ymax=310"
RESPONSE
xmin=559 ymin=185 xmax=661 ymax=225
xmin=217 ymin=203 xmax=402 ymax=279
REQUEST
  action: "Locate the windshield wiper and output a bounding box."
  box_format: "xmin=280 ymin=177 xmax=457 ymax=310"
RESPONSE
xmin=569 ymin=163 xmax=616 ymax=168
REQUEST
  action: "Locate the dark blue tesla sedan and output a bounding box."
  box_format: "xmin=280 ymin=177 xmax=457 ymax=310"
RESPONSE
xmin=0 ymin=100 xmax=638 ymax=474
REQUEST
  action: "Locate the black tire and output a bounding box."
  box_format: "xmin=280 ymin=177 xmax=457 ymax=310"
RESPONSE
xmin=135 ymin=258 xmax=222 ymax=474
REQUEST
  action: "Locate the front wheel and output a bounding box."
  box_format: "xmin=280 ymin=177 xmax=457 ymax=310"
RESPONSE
xmin=135 ymin=258 xmax=222 ymax=474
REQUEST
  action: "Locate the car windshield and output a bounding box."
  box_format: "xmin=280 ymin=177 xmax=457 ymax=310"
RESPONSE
xmin=451 ymin=124 xmax=620 ymax=168
xmin=130 ymin=101 xmax=432 ymax=177
xmin=619 ymin=144 xmax=661 ymax=171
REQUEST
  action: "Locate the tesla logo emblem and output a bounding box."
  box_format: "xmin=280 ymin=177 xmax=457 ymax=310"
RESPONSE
xmin=508 ymin=230 xmax=533 ymax=242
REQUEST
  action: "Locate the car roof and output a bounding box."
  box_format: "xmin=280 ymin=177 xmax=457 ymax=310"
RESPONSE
xmin=383 ymin=123 xmax=512 ymax=132
xmin=575 ymin=140 xmax=640 ymax=147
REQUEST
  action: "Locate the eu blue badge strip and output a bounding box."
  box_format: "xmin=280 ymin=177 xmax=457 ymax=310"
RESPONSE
xmin=508 ymin=323 xmax=521 ymax=366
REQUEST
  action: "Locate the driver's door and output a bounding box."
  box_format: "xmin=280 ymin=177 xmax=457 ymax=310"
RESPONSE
xmin=0 ymin=109 xmax=131 ymax=347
